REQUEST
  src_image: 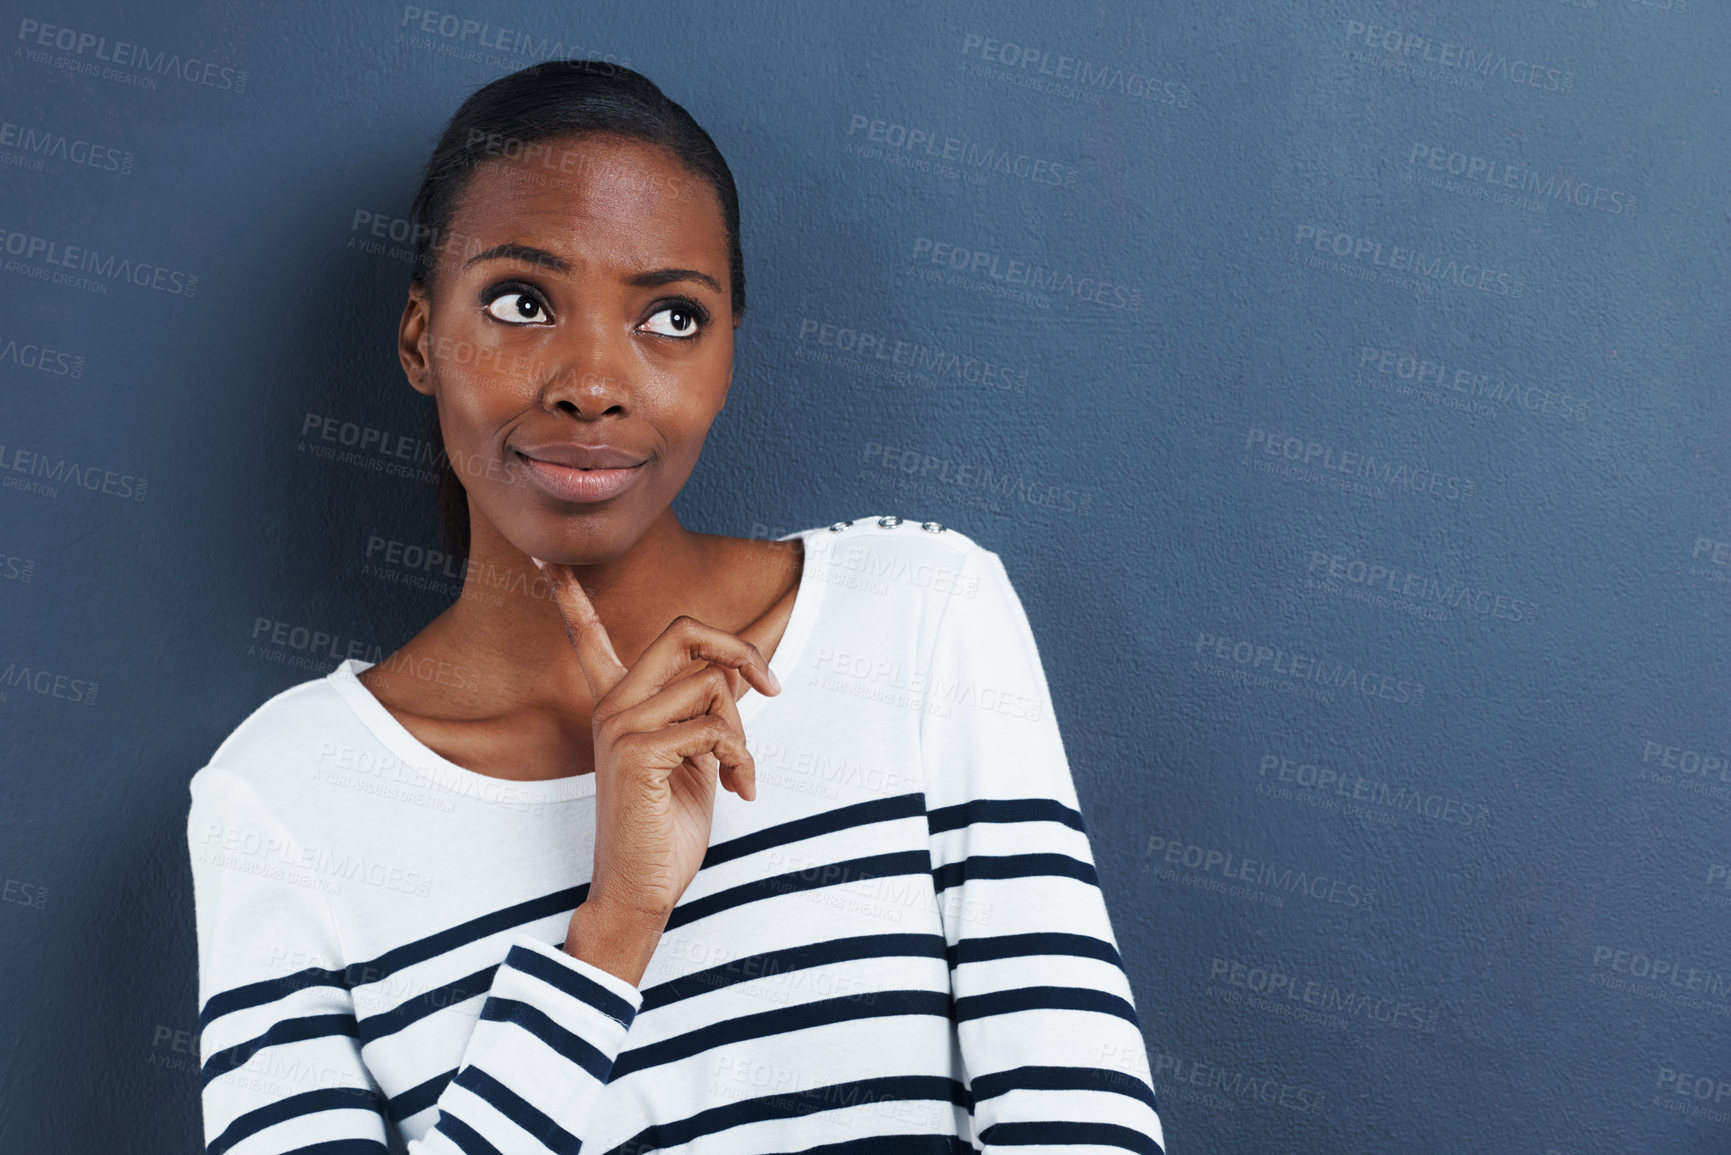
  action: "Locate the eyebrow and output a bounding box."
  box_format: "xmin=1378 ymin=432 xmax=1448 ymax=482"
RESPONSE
xmin=464 ymin=243 xmax=570 ymax=272
xmin=627 ymin=268 xmax=723 ymax=294
xmin=463 ymin=245 xmax=722 ymax=295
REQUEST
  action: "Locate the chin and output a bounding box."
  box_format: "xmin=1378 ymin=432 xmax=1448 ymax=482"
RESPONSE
xmin=512 ymin=511 xmax=647 ymax=567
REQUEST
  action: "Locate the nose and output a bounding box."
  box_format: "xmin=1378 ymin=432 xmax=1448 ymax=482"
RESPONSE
xmin=541 ymin=323 xmax=632 ymax=419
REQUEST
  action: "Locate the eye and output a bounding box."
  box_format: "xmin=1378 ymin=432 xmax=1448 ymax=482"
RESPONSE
xmin=640 ymin=303 xmax=706 ymax=339
xmin=483 ymin=287 xmax=550 ymax=325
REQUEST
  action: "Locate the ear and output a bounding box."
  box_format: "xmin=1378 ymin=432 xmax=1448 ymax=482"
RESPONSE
xmin=398 ymin=283 xmax=434 ymax=397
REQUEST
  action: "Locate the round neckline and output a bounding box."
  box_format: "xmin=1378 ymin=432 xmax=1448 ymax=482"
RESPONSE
xmin=328 ymin=658 xmax=599 ymax=803
xmin=739 ymin=527 xmax=822 ymax=724
xmin=325 ymin=526 xmax=824 ymax=800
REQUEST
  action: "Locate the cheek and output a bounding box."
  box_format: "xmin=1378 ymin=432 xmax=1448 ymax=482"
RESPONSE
xmin=428 ymin=379 xmax=516 ymax=490
xmin=637 ymin=374 xmax=726 ymax=450
xmin=428 ymin=336 xmax=543 ymax=433
xmin=642 ymin=338 xmax=734 ymax=418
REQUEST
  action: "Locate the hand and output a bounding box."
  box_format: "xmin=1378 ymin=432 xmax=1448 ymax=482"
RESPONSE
xmin=533 ymin=557 xmax=781 ymax=984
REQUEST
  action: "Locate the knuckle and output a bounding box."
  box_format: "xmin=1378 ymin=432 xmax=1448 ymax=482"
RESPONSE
xmin=594 ymin=711 xmax=624 ymax=746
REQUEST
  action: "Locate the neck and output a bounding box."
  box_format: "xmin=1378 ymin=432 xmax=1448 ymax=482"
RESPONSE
xmin=432 ymin=505 xmax=715 ymax=706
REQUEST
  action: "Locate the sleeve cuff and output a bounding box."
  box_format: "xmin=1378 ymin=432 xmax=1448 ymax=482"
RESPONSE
xmin=502 ymin=932 xmax=644 ymax=1026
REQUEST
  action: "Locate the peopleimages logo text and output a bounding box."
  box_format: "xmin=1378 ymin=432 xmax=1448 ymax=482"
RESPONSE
xmin=1145 ymin=834 xmax=1375 ymax=909
xmin=1344 ymin=20 xmax=1574 ymax=94
xmin=1194 ymin=630 xmax=1425 ymax=705
xmin=16 ymin=19 xmax=247 ymax=91
xmin=910 ymin=237 xmax=1139 ymax=309
xmin=0 ymin=443 xmax=147 ymax=500
xmin=1294 ymin=225 xmax=1524 ymax=297
xmin=0 ymin=120 xmax=132 ymax=174
xmin=961 ymin=33 xmax=1192 ymax=106
xmin=1408 ymin=143 xmax=1632 ymax=215
xmin=1245 ymin=428 xmax=1475 ymax=502
xmin=0 ymin=228 xmax=197 ymax=296
xmin=398 ymin=7 xmax=628 ymax=67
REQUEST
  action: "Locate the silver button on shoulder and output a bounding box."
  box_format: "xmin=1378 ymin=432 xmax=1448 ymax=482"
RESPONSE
xmin=920 ymin=521 xmax=945 ymax=533
xmin=828 ymin=520 xmax=854 ymax=532
xmin=877 ymin=514 xmax=902 ymax=528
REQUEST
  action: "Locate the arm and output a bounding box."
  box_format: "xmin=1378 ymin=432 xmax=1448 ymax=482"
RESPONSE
xmin=189 ymin=766 xmax=641 ymax=1154
xmin=921 ymin=547 xmax=1166 ymax=1154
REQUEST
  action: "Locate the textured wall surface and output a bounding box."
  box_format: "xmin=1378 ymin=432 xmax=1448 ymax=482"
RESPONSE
xmin=1 ymin=1 xmax=1726 ymax=1151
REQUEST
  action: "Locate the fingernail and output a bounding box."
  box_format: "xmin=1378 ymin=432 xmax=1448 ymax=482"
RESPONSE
xmin=529 ymin=556 xmax=546 ymax=573
xmin=767 ymin=667 xmax=783 ymax=694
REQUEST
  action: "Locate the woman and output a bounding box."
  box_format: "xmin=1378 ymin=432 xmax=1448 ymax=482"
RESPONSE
xmin=188 ymin=60 xmax=1165 ymax=1154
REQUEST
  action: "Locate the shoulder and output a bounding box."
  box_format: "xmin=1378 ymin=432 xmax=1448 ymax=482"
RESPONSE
xmin=788 ymin=512 xmax=983 ymax=553
xmin=790 ymin=512 xmax=994 ymax=579
xmin=187 ymin=667 xmax=368 ymax=819
xmin=790 ymin=512 xmax=1028 ymax=642
xmin=796 ymin=512 xmax=1026 ymax=597
xmin=798 ymin=519 xmax=1060 ymax=745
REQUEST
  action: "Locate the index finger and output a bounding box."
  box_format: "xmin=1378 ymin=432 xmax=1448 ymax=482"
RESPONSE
xmin=606 ymin=616 xmax=780 ymax=711
xmin=533 ymin=557 xmax=629 ymax=701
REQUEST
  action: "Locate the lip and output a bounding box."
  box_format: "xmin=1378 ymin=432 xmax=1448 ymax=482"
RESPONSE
xmin=513 ymin=442 xmax=647 ymax=469
xmin=513 ymin=443 xmax=649 ymax=504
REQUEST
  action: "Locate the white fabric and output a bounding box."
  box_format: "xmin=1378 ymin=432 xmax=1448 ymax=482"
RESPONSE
xmin=188 ymin=516 xmax=1165 ymax=1154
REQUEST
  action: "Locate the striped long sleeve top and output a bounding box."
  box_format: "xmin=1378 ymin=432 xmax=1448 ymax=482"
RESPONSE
xmin=187 ymin=515 xmax=1166 ymax=1154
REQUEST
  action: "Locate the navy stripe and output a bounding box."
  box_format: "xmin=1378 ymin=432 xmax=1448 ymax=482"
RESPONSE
xmin=206 ymin=1085 xmax=383 ymax=1155
xmin=350 ymin=884 xmax=589 ymax=987
xmin=932 ymin=853 xmax=1097 ymax=893
xmin=199 ymin=965 xmax=348 ymax=1031
xmin=786 ymin=1139 xmax=975 ymax=1155
xmin=972 ymin=1064 xmax=1158 ymax=1112
xmin=477 ymin=996 xmax=614 ymax=1082
xmin=702 ymin=793 xmax=926 ymax=868
xmin=955 ymin=985 xmax=1139 ymax=1027
xmin=503 ymin=943 xmax=637 ymax=1026
xmin=926 ymin=798 xmax=1084 ymax=835
xmin=639 ymin=933 xmax=948 ymax=1012
xmin=285 ymin=1142 xmax=390 ymax=1154
xmin=599 ymin=1075 xmax=967 ymax=1155
xmin=356 ymin=965 xmax=496 ymax=1045
xmin=202 ymin=1013 xmax=358 ymax=1088
xmin=612 ymin=989 xmax=952 ymax=1080
xmin=200 ymin=883 xmax=587 ymax=1032
xmin=386 ymin=1068 xmax=453 ymax=1122
xmin=434 ymin=1110 xmax=507 ymax=1155
xmin=451 ymin=1065 xmax=582 ymax=1153
xmin=980 ymin=1120 xmax=1164 ymax=1154
xmin=947 ymin=931 xmax=1122 ymax=971
xmin=666 ymin=850 xmax=930 ymax=931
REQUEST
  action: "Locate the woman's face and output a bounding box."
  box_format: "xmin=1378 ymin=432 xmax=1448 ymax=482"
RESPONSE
xmin=399 ymin=132 xmax=736 ymax=564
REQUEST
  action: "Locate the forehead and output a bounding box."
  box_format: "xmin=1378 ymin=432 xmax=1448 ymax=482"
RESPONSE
xmin=449 ymin=134 xmax=728 ymax=269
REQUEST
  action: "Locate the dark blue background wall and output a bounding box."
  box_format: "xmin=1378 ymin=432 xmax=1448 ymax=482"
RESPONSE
xmin=2 ymin=1 xmax=1725 ymax=1150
